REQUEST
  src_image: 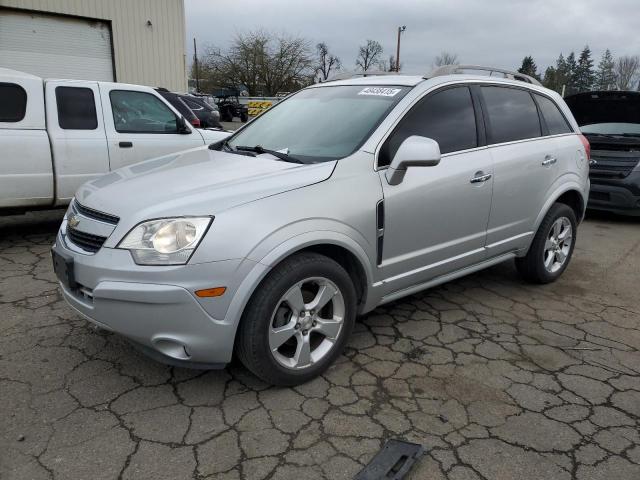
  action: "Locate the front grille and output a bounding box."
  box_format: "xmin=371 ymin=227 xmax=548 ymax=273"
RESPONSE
xmin=590 ymin=150 xmax=640 ymax=179
xmin=67 ymin=226 xmax=107 ymax=253
xmin=74 ymin=201 xmax=120 ymax=225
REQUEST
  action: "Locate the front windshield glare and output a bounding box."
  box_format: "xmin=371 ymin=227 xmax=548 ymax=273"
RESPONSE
xmin=228 ymin=85 xmax=409 ymax=162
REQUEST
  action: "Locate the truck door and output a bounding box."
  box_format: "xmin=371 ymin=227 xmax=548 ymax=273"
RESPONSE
xmin=99 ymin=84 xmax=204 ymax=169
xmin=45 ymin=81 xmax=110 ymax=204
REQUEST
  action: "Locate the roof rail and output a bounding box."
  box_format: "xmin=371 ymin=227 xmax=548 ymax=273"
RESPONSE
xmin=426 ymin=64 xmax=542 ymax=86
xmin=323 ymin=70 xmax=399 ymax=82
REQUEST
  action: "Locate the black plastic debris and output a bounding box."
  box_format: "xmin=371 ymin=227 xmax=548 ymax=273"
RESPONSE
xmin=354 ymin=439 xmax=425 ymax=480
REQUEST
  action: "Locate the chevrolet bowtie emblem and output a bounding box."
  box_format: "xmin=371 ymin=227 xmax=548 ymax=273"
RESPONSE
xmin=68 ymin=214 xmax=80 ymax=228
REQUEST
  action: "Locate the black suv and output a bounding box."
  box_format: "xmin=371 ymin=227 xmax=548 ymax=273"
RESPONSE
xmin=566 ymin=91 xmax=640 ymax=216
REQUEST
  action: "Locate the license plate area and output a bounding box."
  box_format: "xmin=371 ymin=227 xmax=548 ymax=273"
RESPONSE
xmin=52 ymin=247 xmax=77 ymax=290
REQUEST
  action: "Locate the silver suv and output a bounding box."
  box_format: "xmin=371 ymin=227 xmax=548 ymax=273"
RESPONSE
xmin=53 ymin=66 xmax=590 ymax=385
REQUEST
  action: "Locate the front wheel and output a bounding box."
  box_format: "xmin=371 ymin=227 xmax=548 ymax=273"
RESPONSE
xmin=516 ymin=203 xmax=577 ymax=284
xmin=236 ymin=253 xmax=357 ymax=386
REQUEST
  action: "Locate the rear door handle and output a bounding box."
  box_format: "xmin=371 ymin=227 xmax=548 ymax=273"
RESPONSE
xmin=542 ymin=155 xmax=557 ymax=166
xmin=470 ymin=172 xmax=492 ymax=184
xmin=119 ymin=141 xmax=133 ymax=148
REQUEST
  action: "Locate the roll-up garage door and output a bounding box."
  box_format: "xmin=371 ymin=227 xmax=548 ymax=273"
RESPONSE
xmin=0 ymin=9 xmax=114 ymax=81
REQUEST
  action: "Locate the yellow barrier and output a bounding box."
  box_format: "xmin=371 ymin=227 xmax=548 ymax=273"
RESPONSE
xmin=247 ymin=100 xmax=273 ymax=116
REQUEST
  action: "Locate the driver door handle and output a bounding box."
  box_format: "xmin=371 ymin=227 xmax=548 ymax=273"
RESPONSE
xmin=470 ymin=172 xmax=492 ymax=184
xmin=542 ymin=155 xmax=557 ymax=166
xmin=119 ymin=141 xmax=133 ymax=148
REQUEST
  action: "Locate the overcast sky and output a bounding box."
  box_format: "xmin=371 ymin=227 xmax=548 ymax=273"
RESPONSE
xmin=185 ymin=0 xmax=640 ymax=75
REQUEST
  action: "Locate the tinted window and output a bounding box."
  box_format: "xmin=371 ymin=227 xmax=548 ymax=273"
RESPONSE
xmin=379 ymin=86 xmax=477 ymax=166
xmin=183 ymin=97 xmax=205 ymax=111
xmin=482 ymin=86 xmax=541 ymax=144
xmin=535 ymin=94 xmax=572 ymax=135
xmin=110 ymin=90 xmax=178 ymax=133
xmin=56 ymin=87 xmax=98 ymax=130
xmin=0 ymin=83 xmax=27 ymax=122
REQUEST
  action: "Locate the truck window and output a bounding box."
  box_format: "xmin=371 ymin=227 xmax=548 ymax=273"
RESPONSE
xmin=109 ymin=90 xmax=178 ymax=134
xmin=0 ymin=83 xmax=27 ymax=122
xmin=56 ymin=87 xmax=98 ymax=130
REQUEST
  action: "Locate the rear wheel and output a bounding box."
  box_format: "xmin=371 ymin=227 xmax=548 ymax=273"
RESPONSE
xmin=236 ymin=253 xmax=357 ymax=386
xmin=516 ymin=203 xmax=577 ymax=284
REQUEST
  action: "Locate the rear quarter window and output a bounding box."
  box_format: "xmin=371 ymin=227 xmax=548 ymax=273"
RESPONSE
xmin=535 ymin=94 xmax=573 ymax=135
xmin=56 ymin=86 xmax=98 ymax=130
xmin=482 ymin=86 xmax=542 ymax=144
xmin=0 ymin=83 xmax=27 ymax=122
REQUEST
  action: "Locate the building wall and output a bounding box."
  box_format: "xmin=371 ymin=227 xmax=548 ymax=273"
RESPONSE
xmin=0 ymin=0 xmax=187 ymax=91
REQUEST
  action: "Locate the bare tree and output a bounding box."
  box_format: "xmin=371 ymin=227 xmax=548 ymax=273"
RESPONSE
xmin=433 ymin=51 xmax=459 ymax=67
xmin=615 ymin=55 xmax=640 ymax=90
xmin=315 ymin=42 xmax=341 ymax=81
xmin=199 ymin=30 xmax=313 ymax=95
xmin=378 ymin=55 xmax=401 ymax=72
xmin=356 ymin=40 xmax=383 ymax=71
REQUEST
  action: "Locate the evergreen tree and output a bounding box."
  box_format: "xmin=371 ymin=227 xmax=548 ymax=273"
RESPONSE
xmin=564 ymin=52 xmax=578 ymax=95
xmin=518 ymin=56 xmax=539 ymax=80
xmin=542 ymin=66 xmax=558 ymax=91
xmin=595 ymin=49 xmax=616 ymax=90
xmin=574 ymin=45 xmax=595 ymax=93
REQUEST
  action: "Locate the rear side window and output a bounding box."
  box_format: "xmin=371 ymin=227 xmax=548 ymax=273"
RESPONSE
xmin=379 ymin=86 xmax=477 ymax=166
xmin=0 ymin=83 xmax=27 ymax=122
xmin=481 ymin=86 xmax=541 ymax=144
xmin=535 ymin=94 xmax=573 ymax=135
xmin=56 ymin=87 xmax=98 ymax=130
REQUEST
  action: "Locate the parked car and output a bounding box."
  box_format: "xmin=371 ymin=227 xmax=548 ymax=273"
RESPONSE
xmin=565 ymin=90 xmax=640 ymax=216
xmin=181 ymin=94 xmax=222 ymax=129
xmin=53 ymin=67 xmax=589 ymax=385
xmin=155 ymin=88 xmax=202 ymax=128
xmin=0 ymin=68 xmax=230 ymax=212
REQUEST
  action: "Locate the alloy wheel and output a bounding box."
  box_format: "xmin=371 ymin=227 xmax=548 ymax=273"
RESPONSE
xmin=543 ymin=216 xmax=573 ymax=273
xmin=268 ymin=277 xmax=345 ymax=370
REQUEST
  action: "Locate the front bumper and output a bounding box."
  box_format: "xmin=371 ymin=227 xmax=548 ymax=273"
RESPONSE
xmin=53 ymin=231 xmax=260 ymax=367
xmin=588 ymin=171 xmax=640 ymax=216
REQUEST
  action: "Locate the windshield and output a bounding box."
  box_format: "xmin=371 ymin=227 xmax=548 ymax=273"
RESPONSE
xmin=581 ymin=123 xmax=640 ymax=136
xmin=227 ymin=85 xmax=409 ymax=162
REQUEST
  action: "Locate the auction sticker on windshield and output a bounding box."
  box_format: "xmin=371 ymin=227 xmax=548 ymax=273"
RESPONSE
xmin=358 ymin=87 xmax=402 ymax=97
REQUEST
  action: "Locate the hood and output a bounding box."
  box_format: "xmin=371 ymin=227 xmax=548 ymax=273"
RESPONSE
xmin=565 ymin=91 xmax=640 ymax=127
xmin=75 ymin=146 xmax=336 ymax=220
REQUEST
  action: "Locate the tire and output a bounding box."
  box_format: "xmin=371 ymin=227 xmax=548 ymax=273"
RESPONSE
xmin=240 ymin=112 xmax=249 ymax=122
xmin=236 ymin=252 xmax=357 ymax=386
xmin=516 ymin=203 xmax=577 ymax=284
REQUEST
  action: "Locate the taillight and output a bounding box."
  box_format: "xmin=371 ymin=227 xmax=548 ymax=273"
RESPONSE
xmin=578 ymin=134 xmax=590 ymax=160
xmin=190 ymin=118 xmax=201 ymax=128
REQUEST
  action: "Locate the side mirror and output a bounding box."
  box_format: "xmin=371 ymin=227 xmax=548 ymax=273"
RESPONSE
xmin=385 ymin=136 xmax=441 ymax=185
xmin=177 ymin=116 xmax=191 ymax=134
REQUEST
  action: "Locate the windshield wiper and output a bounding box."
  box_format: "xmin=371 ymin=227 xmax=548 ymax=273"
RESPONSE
xmin=235 ymin=145 xmax=307 ymax=164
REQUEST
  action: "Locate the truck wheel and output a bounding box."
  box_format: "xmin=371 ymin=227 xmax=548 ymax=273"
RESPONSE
xmin=240 ymin=112 xmax=249 ymax=122
xmin=236 ymin=252 xmax=357 ymax=386
xmin=516 ymin=203 xmax=577 ymax=284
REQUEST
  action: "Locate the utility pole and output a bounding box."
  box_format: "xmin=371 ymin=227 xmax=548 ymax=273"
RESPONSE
xmin=193 ymin=37 xmax=200 ymax=92
xmin=396 ymin=25 xmax=406 ymax=72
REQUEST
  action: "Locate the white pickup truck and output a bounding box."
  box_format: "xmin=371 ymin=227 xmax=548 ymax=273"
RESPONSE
xmin=0 ymin=68 xmax=230 ymax=212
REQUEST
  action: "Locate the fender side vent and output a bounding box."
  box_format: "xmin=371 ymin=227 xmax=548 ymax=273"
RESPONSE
xmin=376 ymin=200 xmax=384 ymax=265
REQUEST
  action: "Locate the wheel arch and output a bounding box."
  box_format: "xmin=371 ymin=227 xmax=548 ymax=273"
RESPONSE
xmin=534 ymin=183 xmax=587 ymax=232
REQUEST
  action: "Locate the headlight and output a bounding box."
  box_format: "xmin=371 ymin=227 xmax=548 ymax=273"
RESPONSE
xmin=118 ymin=217 xmax=212 ymax=265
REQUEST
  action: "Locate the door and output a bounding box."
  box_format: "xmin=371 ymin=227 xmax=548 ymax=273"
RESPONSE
xmin=480 ymin=86 xmax=558 ymax=255
xmin=378 ymin=85 xmax=494 ymax=292
xmin=45 ymin=81 xmax=110 ymax=203
xmin=0 ymin=9 xmax=114 ymax=81
xmin=100 ymin=85 xmax=204 ymax=170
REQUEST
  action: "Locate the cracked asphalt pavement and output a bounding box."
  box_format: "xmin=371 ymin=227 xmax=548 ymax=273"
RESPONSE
xmin=1 ymin=210 xmax=639 ymax=480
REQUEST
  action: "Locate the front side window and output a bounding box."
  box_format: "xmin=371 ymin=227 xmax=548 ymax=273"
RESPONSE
xmin=0 ymin=83 xmax=27 ymax=122
xmin=56 ymin=86 xmax=98 ymax=130
xmin=227 ymin=85 xmax=409 ymax=163
xmin=379 ymin=86 xmax=477 ymax=167
xmin=482 ymin=86 xmax=541 ymax=144
xmin=110 ymin=90 xmax=178 ymax=133
xmin=535 ymin=94 xmax=572 ymax=135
